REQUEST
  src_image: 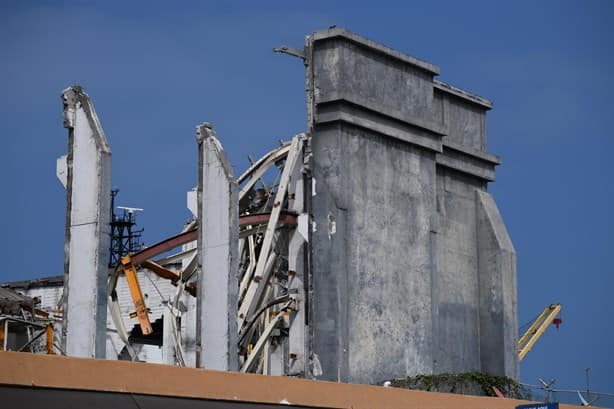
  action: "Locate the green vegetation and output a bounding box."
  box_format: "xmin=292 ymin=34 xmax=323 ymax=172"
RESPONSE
xmin=388 ymin=372 xmax=531 ymax=399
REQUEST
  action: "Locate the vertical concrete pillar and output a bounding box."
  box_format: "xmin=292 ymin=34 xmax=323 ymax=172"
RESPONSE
xmin=196 ymin=123 xmax=239 ymax=371
xmin=162 ymin=307 xmax=175 ymax=365
xmin=181 ymin=294 xmax=198 ymax=367
xmin=287 ymin=159 xmax=307 ymax=376
xmin=59 ymin=86 xmax=111 ymax=359
xmin=180 ymin=195 xmax=199 ymax=367
xmin=306 ymin=28 xmax=441 ymax=384
xmin=476 ymin=190 xmax=519 ymax=378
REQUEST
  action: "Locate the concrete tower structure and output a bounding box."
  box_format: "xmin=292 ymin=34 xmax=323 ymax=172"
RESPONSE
xmin=305 ymin=28 xmax=517 ymax=383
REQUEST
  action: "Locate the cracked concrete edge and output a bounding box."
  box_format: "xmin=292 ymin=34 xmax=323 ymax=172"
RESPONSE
xmin=196 ymin=122 xmax=236 ymax=180
xmin=62 ymin=85 xmax=111 ymax=154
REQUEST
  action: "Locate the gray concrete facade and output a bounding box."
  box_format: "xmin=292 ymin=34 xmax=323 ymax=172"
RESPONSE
xmin=476 ymin=190 xmax=518 ymax=378
xmin=58 ymin=86 xmax=111 ymax=359
xmin=305 ymin=28 xmax=517 ymax=383
xmin=196 ymin=123 xmax=239 ymax=371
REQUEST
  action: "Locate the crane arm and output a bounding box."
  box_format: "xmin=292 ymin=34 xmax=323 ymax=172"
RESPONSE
xmin=517 ymin=303 xmax=561 ymax=361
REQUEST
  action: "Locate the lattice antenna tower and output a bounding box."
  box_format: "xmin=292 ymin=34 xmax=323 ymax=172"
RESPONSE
xmin=108 ymin=189 xmax=144 ymax=267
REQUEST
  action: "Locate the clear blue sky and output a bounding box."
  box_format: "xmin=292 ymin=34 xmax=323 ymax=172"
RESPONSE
xmin=1 ymin=0 xmax=612 ymax=405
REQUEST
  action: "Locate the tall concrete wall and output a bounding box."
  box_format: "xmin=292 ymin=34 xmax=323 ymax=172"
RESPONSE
xmin=59 ymin=86 xmax=111 ymax=359
xmin=305 ymin=28 xmax=517 ymax=383
xmin=310 ymin=125 xmax=437 ymax=383
xmin=432 ymin=169 xmax=482 ymax=374
xmin=196 ymin=123 xmax=239 ymax=371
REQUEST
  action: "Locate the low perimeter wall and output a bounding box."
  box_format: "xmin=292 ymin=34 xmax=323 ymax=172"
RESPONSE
xmin=0 ymin=352 xmax=582 ymax=409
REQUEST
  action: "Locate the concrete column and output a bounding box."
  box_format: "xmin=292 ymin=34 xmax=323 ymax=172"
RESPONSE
xmin=476 ymin=190 xmax=519 ymax=379
xmin=307 ymin=28 xmax=439 ymax=384
xmin=181 ymin=193 xmax=198 ymax=367
xmin=287 ymin=161 xmax=307 ymax=376
xmin=196 ymin=123 xmax=239 ymax=371
xmin=180 ymin=239 xmax=198 ymax=367
xmin=58 ymin=86 xmax=111 ymax=359
xmin=181 ymin=293 xmax=198 ymax=367
xmin=162 ymin=307 xmax=176 ymax=365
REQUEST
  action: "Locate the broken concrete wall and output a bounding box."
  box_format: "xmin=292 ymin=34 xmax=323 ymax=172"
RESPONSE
xmin=196 ymin=123 xmax=239 ymax=371
xmin=59 ymin=86 xmax=111 ymax=359
xmin=180 ymin=241 xmax=199 ymax=367
xmin=305 ymin=28 xmax=517 ymax=383
xmin=286 ymin=153 xmax=308 ymax=377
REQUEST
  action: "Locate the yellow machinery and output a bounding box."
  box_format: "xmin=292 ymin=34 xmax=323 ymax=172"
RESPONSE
xmin=120 ymin=256 xmax=153 ymax=335
xmin=109 ymin=228 xmax=198 ymax=340
xmin=518 ymin=303 xmax=562 ymax=361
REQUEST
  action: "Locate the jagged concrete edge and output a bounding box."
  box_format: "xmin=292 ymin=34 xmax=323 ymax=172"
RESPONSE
xmin=62 ymin=86 xmax=111 ymax=154
xmin=196 ymin=123 xmax=235 ymax=179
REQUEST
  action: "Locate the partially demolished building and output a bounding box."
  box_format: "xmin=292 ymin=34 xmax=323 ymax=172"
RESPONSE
xmin=1 ymin=27 xmax=517 ymax=386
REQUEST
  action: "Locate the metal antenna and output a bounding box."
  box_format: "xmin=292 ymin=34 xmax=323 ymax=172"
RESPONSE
xmin=117 ymin=206 xmax=144 ymax=214
xmin=272 ymin=45 xmax=305 ymax=60
xmin=539 ymin=378 xmax=556 ymax=403
xmin=585 ymin=367 xmax=591 ymax=402
xmin=109 ymin=189 xmax=144 ymax=267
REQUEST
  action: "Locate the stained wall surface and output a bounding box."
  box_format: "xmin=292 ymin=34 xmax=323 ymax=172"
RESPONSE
xmin=307 ymin=28 xmax=517 ymax=383
xmin=196 ymin=123 xmax=239 ymax=371
xmin=60 ymin=86 xmax=111 ymax=359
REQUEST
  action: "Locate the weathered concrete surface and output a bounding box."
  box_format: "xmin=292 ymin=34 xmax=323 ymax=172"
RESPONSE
xmin=58 ymin=86 xmax=111 ymax=359
xmin=181 ymin=240 xmax=199 ymax=367
xmin=476 ymin=190 xmax=518 ymax=379
xmin=287 ymin=155 xmax=308 ymax=377
xmin=310 ymin=125 xmax=436 ymax=383
xmin=196 ymin=123 xmax=239 ymax=371
xmin=305 ymin=28 xmax=517 ymax=383
xmin=307 ymin=30 xmax=441 ymax=383
xmin=432 ymin=168 xmax=483 ymax=374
